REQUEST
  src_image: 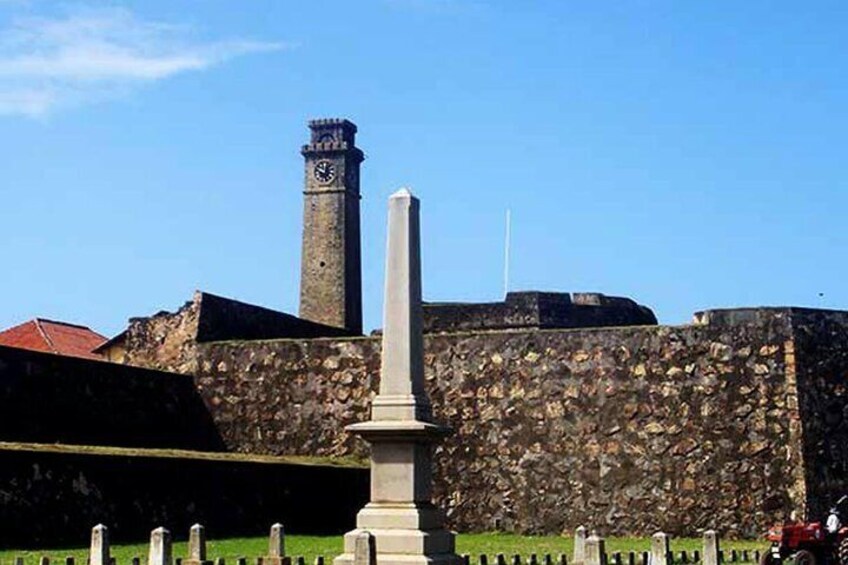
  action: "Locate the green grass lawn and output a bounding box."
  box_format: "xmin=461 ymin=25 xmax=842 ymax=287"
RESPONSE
xmin=0 ymin=533 xmax=769 ymax=565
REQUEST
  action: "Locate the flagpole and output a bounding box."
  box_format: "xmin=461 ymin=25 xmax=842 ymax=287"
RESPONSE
xmin=504 ymin=209 xmax=511 ymax=298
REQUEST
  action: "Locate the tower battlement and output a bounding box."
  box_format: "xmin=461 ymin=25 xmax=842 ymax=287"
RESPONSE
xmin=306 ymin=119 xmax=359 ymax=146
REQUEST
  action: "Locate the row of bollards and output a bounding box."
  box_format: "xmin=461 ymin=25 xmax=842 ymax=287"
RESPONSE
xmin=86 ymin=523 xmax=291 ymax=565
xmin=574 ymin=527 xmax=744 ymax=565
xmin=336 ymin=527 xmax=752 ymax=565
xmin=9 ymin=524 xmax=758 ymax=565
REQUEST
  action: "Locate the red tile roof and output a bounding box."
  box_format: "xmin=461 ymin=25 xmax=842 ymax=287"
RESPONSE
xmin=0 ymin=319 xmax=106 ymax=360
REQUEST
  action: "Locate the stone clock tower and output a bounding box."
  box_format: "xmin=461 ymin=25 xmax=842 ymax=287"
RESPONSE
xmin=299 ymin=118 xmax=365 ymax=335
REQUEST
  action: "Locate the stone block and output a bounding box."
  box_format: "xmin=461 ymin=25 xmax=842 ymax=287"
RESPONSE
xmin=369 ymin=443 xmax=434 ymax=503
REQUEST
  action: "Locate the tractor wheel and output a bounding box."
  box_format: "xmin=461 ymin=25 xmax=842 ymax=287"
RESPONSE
xmin=760 ymin=551 xmax=777 ymax=565
xmin=793 ymin=550 xmax=816 ymax=565
xmin=838 ymin=538 xmax=848 ymax=565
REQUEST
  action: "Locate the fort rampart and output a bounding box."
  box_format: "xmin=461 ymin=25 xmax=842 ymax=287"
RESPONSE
xmin=5 ymin=308 xmax=848 ymax=539
xmin=190 ymin=308 xmax=848 ymax=537
xmin=0 ymin=344 xmax=223 ymax=450
xmin=0 ymin=345 xmax=367 ymax=545
xmin=0 ymin=443 xmax=367 ymax=545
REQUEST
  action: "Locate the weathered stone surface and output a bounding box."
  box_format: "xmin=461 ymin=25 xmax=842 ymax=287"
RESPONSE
xmin=790 ymin=309 xmax=848 ymax=518
xmin=195 ymin=309 xmax=807 ymax=537
xmin=12 ymin=304 xmax=848 ymax=539
xmin=0 ymin=344 xmax=224 ymax=450
xmin=0 ymin=445 xmax=367 ymax=545
xmin=423 ymin=292 xmax=656 ymax=334
xmin=103 ymin=291 xmax=351 ymax=368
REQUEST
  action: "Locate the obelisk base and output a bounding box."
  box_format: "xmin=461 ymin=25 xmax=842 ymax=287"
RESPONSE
xmin=334 ymin=546 xmax=461 ymax=565
xmin=334 ymin=497 xmax=462 ymax=565
xmin=337 ymin=417 xmax=459 ymax=565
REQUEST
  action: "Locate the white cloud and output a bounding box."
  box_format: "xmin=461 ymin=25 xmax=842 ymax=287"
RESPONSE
xmin=0 ymin=6 xmax=286 ymax=118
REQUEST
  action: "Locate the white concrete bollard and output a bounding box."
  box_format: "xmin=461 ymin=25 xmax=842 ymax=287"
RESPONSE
xmin=651 ymin=533 xmax=669 ymax=565
xmin=703 ymin=530 xmax=720 ymax=565
xmin=265 ymin=523 xmax=287 ymax=565
xmin=574 ymin=526 xmax=588 ymax=565
xmin=353 ymin=531 xmax=375 ymax=565
xmin=270 ymin=523 xmax=285 ymax=558
xmin=90 ymin=524 xmax=110 ymax=565
xmin=188 ymin=524 xmax=207 ymax=564
xmin=585 ymin=533 xmax=607 ymax=565
xmin=149 ymin=527 xmax=173 ymax=565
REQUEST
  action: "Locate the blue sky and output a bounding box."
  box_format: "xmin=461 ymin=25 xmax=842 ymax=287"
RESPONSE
xmin=1 ymin=1 xmax=847 ymax=336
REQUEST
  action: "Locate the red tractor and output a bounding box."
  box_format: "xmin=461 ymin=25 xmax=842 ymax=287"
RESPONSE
xmin=763 ymin=498 xmax=848 ymax=565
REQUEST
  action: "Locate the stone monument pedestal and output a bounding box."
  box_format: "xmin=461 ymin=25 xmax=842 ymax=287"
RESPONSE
xmin=336 ymin=427 xmax=460 ymax=565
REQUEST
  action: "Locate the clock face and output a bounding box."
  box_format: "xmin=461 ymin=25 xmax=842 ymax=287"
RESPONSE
xmin=313 ymin=160 xmax=337 ymax=184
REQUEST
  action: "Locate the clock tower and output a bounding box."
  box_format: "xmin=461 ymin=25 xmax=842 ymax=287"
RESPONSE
xmin=299 ymin=118 xmax=365 ymax=335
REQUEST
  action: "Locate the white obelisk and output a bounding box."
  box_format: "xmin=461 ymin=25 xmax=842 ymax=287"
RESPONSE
xmin=334 ymin=188 xmax=461 ymax=565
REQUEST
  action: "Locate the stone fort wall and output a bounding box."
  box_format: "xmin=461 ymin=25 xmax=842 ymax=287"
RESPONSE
xmin=0 ymin=443 xmax=367 ymax=545
xmin=188 ymin=307 xmax=848 ymax=538
xmin=10 ymin=306 xmax=848 ymax=538
xmin=0 ymin=345 xmax=367 ymax=544
xmin=790 ymin=309 xmax=848 ymax=519
xmin=0 ymin=344 xmax=224 ymax=450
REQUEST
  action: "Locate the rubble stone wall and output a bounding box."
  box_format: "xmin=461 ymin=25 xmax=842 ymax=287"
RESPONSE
xmin=121 ymin=294 xmax=201 ymax=374
xmin=0 ymin=445 xmax=367 ymax=545
xmin=196 ymin=310 xmax=807 ymax=537
xmin=0 ymin=344 xmax=224 ymax=451
xmin=197 ymin=292 xmax=354 ymax=341
xmin=423 ymin=292 xmax=657 ymax=333
xmin=790 ymin=309 xmax=848 ymax=519
xmin=113 ymin=292 xmax=353 ymax=372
